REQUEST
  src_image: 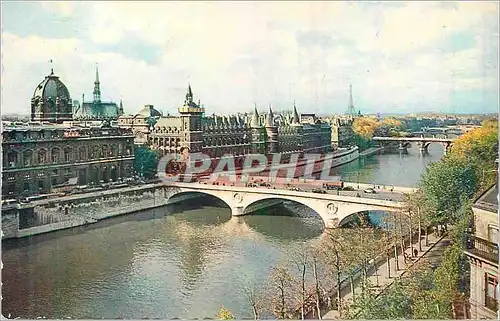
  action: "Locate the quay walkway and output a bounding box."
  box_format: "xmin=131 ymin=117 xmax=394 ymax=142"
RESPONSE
xmin=321 ymin=231 xmax=451 ymax=319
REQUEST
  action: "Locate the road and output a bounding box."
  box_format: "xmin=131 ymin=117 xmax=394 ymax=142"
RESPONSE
xmin=196 ymin=178 xmax=408 ymax=202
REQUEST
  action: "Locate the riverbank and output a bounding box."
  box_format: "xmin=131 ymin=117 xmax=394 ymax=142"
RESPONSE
xmin=359 ymin=147 xmax=382 ymax=157
xmin=1 ymin=183 xmax=286 ymax=241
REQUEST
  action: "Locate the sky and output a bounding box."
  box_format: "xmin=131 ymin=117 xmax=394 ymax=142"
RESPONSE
xmin=1 ymin=1 xmax=499 ymax=116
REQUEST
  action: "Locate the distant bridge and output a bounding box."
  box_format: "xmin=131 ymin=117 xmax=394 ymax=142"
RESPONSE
xmin=372 ymin=136 xmax=455 ymax=154
xmin=160 ymin=182 xmax=407 ymax=229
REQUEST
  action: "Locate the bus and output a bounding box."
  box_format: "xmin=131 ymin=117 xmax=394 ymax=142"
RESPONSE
xmin=322 ymin=181 xmax=344 ymax=190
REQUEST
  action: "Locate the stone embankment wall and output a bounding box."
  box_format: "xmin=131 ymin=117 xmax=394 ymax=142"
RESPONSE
xmin=2 ymin=184 xmax=176 ymax=240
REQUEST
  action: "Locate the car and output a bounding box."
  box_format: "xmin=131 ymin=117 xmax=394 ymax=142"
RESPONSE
xmin=342 ymin=186 xmax=355 ymax=191
xmin=364 ymin=188 xmax=376 ymax=194
xmin=312 ymin=188 xmax=327 ymax=194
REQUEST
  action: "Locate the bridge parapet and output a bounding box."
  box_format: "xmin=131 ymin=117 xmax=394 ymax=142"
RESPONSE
xmin=373 ymin=136 xmax=454 ymax=155
xmin=161 ymin=182 xmax=406 ymax=229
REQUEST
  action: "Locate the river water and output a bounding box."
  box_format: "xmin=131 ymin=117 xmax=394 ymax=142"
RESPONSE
xmin=2 ymin=144 xmax=444 ymax=319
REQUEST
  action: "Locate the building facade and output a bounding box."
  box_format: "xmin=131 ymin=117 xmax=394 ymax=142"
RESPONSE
xmin=2 ymin=69 xmax=135 ymax=199
xmin=465 ymin=183 xmax=499 ymax=319
xmin=325 ymin=116 xmax=356 ymax=149
xmin=118 ymin=86 xmax=332 ymax=157
xmin=73 ymin=65 xmax=124 ymax=121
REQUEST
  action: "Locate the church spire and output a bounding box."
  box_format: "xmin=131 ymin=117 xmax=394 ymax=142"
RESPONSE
xmin=93 ymin=63 xmax=101 ymax=103
xmin=185 ymin=83 xmax=194 ymax=105
xmin=119 ymin=97 xmax=124 ymax=115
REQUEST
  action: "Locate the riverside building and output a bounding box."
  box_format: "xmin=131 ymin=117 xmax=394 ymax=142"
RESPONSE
xmin=2 ymin=69 xmax=135 ymax=199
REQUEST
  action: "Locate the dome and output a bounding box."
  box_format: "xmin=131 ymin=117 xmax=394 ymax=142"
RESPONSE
xmin=33 ymin=69 xmax=71 ymax=101
xmin=31 ymin=69 xmax=73 ymax=123
xmin=137 ymin=104 xmax=162 ymax=118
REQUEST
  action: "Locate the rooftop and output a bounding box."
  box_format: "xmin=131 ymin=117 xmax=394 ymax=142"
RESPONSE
xmin=474 ymin=183 xmax=498 ymax=213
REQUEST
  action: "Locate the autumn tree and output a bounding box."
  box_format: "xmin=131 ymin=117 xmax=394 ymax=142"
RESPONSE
xmin=450 ymin=120 xmax=498 ymax=191
xmin=267 ymin=265 xmax=295 ymax=319
xmin=216 ymin=307 xmax=234 ymax=320
xmin=379 ymin=117 xmax=405 ymax=137
xmin=352 ymin=117 xmax=381 ymax=140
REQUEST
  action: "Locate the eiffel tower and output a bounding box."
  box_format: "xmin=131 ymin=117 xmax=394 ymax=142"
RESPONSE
xmin=347 ymin=84 xmax=356 ymax=116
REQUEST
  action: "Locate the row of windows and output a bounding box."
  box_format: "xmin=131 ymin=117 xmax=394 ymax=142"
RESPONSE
xmin=4 ymin=144 xmax=133 ymax=168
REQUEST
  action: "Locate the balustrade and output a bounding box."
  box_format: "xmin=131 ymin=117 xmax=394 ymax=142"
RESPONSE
xmin=465 ymin=234 xmax=499 ymax=263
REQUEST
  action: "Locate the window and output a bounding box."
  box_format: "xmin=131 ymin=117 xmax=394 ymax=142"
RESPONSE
xmin=7 ymin=150 xmax=17 ymax=167
xmin=488 ymin=225 xmax=499 ymax=244
xmin=23 ymin=150 xmax=33 ymax=166
xmin=485 ymin=273 xmax=498 ymax=311
xmin=64 ymin=148 xmax=72 ymax=162
xmin=52 ymin=151 xmax=59 ymax=163
xmin=38 ymin=150 xmax=47 ymax=164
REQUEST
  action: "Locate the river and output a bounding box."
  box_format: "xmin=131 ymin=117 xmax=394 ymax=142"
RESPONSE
xmin=2 ymin=143 xmax=444 ymax=319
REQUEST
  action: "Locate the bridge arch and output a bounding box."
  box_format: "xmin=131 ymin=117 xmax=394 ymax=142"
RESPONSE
xmin=165 ymin=188 xmax=235 ymax=212
xmin=242 ymin=196 xmax=327 ymax=226
xmin=337 ymin=209 xmax=399 ymax=227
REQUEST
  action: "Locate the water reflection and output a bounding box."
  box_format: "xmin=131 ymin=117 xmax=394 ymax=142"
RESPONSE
xmin=334 ymin=143 xmax=443 ymax=187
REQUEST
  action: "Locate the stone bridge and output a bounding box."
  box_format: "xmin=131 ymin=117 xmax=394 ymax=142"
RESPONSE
xmin=373 ymin=136 xmax=455 ymax=155
xmin=160 ymin=182 xmax=406 ymax=229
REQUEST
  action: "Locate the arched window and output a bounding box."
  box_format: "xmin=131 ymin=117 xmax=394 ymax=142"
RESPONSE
xmin=51 ymin=147 xmax=61 ymax=163
xmin=38 ymin=149 xmax=47 ymax=164
xmin=23 ymin=150 xmax=33 ymax=166
xmin=64 ymin=147 xmax=72 ymax=162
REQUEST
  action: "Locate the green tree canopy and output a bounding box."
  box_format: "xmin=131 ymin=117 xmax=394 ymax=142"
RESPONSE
xmin=418 ymin=156 xmax=477 ymax=225
xmin=134 ymin=145 xmax=160 ymax=179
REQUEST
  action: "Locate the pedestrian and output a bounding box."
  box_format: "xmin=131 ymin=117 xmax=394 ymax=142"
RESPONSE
xmin=413 ymin=248 xmax=418 ymax=257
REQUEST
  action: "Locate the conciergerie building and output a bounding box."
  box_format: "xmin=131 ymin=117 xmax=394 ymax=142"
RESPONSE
xmin=1 ymin=69 xmax=135 ymax=199
xmin=118 ymin=85 xmax=334 ymax=161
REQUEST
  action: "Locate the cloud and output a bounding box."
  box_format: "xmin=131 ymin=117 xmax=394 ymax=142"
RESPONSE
xmin=1 ymin=1 xmax=498 ymax=116
xmin=41 ymin=2 xmax=76 ymax=17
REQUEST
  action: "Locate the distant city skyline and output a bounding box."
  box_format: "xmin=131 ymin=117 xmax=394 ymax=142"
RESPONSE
xmin=2 ymin=1 xmax=499 ymax=116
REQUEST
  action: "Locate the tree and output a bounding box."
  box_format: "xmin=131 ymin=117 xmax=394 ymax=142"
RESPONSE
xmin=450 ymin=120 xmax=498 ymax=191
xmin=268 ymin=265 xmax=295 ymax=319
xmin=404 ymin=189 xmax=433 ymax=250
xmin=289 ymin=245 xmax=311 ymax=320
xmin=379 ymin=118 xmax=405 ymax=137
xmin=308 ymin=244 xmax=326 ymax=320
xmin=242 ymin=282 xmax=263 ymax=320
xmin=216 ymin=307 xmax=234 ymax=320
xmin=418 ymin=156 xmax=478 ymax=226
xmin=134 ymin=145 xmax=160 ymax=179
xmin=352 ymin=117 xmax=381 ymax=140
xmin=322 ymin=229 xmax=349 ymax=317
